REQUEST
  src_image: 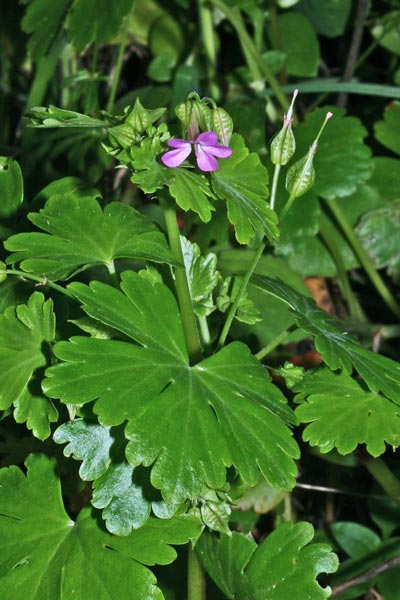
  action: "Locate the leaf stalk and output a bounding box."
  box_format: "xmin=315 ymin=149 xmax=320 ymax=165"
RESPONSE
xmin=162 ymin=201 xmax=203 ymax=364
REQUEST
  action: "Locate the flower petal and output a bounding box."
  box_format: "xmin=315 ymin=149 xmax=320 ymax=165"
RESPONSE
xmin=161 ymin=144 xmax=192 ymax=168
xmin=194 ymin=146 xmax=219 ymax=171
xmin=167 ymin=138 xmax=191 ymax=149
xmin=200 ymin=144 xmax=232 ymax=159
xmin=196 ymin=131 xmax=219 ymax=146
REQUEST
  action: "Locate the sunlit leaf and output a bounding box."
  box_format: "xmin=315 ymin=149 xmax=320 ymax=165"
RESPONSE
xmin=181 ymin=236 xmax=219 ymax=317
xmin=54 ymin=419 xmax=178 ymax=535
xmin=294 ymin=368 xmax=400 ymax=457
xmin=5 ymin=194 xmax=173 ymax=280
xmin=43 ymin=271 xmax=299 ymax=503
xmin=169 ymin=169 xmax=215 ymax=222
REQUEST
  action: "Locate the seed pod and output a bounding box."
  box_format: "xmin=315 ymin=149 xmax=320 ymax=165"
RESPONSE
xmin=270 ymin=89 xmax=298 ymax=165
xmin=285 ymin=111 xmax=333 ymax=198
xmin=271 ymin=125 xmax=296 ymax=166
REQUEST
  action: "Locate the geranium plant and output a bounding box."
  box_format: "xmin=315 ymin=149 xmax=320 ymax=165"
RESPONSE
xmin=2 ymin=1 xmax=400 ymax=599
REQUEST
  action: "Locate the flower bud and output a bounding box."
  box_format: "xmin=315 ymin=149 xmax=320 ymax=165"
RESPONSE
xmin=285 ymin=111 xmax=332 ymax=198
xmin=270 ymin=89 xmax=298 ymax=166
xmin=212 ymin=107 xmax=233 ymax=146
xmin=175 ymin=95 xmax=212 ymax=140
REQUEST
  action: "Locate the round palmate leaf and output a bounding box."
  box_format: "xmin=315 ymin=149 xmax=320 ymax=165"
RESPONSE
xmin=0 ymin=453 xmax=201 ymax=599
xmin=44 ymin=270 xmax=299 ymax=503
xmin=5 ymin=194 xmax=174 ymax=280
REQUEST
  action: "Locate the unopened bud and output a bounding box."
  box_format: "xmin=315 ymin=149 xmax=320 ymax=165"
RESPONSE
xmin=285 ymin=111 xmax=332 ymax=198
xmin=176 ymin=95 xmax=212 ymax=141
xmin=270 ymin=89 xmax=298 ymax=165
xmin=212 ymin=107 xmax=233 ymax=146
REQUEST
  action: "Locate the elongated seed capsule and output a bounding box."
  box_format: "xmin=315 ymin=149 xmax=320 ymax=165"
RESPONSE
xmin=285 ymin=111 xmax=333 ymax=198
xmin=270 ymin=89 xmax=298 ymax=166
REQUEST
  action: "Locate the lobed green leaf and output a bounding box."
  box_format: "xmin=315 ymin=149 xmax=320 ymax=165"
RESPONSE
xmin=54 ymin=419 xmax=178 ymax=535
xmin=44 ymin=272 xmax=299 ymax=503
xmin=212 ymin=134 xmax=278 ymax=244
xmin=251 ymin=275 xmax=400 ymax=403
xmin=0 ymin=293 xmax=57 ymax=440
xmin=0 ymin=157 xmax=23 ymax=222
xmin=196 ymin=523 xmax=338 ymax=599
xmin=294 ymin=368 xmax=400 ymax=457
xmin=5 ymin=195 xmax=174 ymax=280
xmin=21 ymin=0 xmax=70 ymax=59
xmin=374 ymin=101 xmax=400 ymax=156
xmin=0 ymin=454 xmax=201 ymax=598
xmin=68 ymin=0 xmax=136 ymax=51
xmin=169 ymin=169 xmax=216 ymax=222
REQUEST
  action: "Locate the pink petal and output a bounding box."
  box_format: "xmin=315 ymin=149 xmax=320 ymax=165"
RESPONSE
xmin=201 ymin=144 xmax=232 ymax=159
xmin=161 ymin=144 xmax=192 ymax=168
xmin=194 ymin=146 xmax=219 ymax=171
xmin=196 ymin=131 xmax=219 ymax=146
xmin=167 ymin=138 xmax=191 ymax=149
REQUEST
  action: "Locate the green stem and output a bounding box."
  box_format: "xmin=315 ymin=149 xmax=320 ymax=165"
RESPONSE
xmin=319 ymin=219 xmax=366 ymax=322
xmin=5 ymin=269 xmax=74 ymax=298
xmin=106 ymin=260 xmax=120 ymax=288
xmin=188 ymin=546 xmax=206 ymax=600
xmin=270 ymin=163 xmax=281 ymax=212
xmin=198 ymin=0 xmax=220 ymax=100
xmin=198 ymin=315 xmax=212 ymax=355
xmin=217 ymin=242 xmax=266 ymax=350
xmin=354 ymin=15 xmax=399 ymax=73
xmin=211 ymin=0 xmax=289 ymax=111
xmin=328 ymin=199 xmax=400 ymax=320
xmin=255 ymin=325 xmax=296 ymax=361
xmin=278 ymin=192 xmax=296 ymax=222
xmin=283 ymin=492 xmax=293 ymax=522
xmin=268 ymin=0 xmax=281 ymax=51
xmin=253 ymin=8 xmax=265 ymax=52
xmin=27 ymin=37 xmax=64 ymax=109
xmin=107 ymin=24 xmax=128 ymax=113
xmin=61 ymin=44 xmax=74 ymax=108
xmin=362 ymin=456 xmax=400 ymax=505
xmin=162 ymin=202 xmax=202 ymax=364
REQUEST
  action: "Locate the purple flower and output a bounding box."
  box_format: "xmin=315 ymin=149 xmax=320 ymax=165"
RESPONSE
xmin=161 ymin=131 xmax=232 ymax=172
